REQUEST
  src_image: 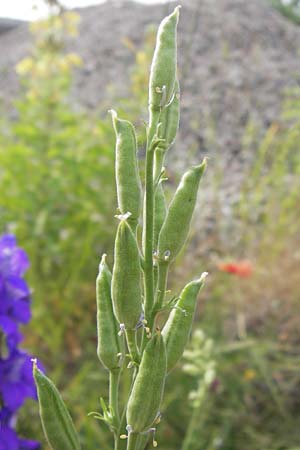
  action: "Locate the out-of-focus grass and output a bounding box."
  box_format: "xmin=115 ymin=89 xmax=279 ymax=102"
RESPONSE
xmin=0 ymin=12 xmax=117 ymax=447
xmin=165 ymin=85 xmax=300 ymax=450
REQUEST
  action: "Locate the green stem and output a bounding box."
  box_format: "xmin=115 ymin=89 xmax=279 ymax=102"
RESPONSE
xmin=181 ymin=385 xmax=208 ymax=450
xmin=115 ymin=369 xmax=137 ymax=450
xmin=155 ymin=262 xmax=169 ymax=312
xmin=153 ymin=147 xmax=165 ymax=182
xmin=109 ymin=369 xmax=121 ymax=422
xmin=127 ymin=432 xmax=139 ymax=450
xmin=143 ymin=143 xmax=155 ymax=323
xmin=125 ymin=330 xmax=140 ymax=364
xmin=135 ymin=433 xmax=149 ymax=450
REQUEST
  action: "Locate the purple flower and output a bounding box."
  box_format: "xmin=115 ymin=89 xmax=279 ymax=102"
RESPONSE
xmin=0 ymin=234 xmax=40 ymax=449
xmin=0 ymin=235 xmax=29 ymax=278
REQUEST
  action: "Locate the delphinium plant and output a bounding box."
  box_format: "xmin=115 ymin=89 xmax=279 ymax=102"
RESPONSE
xmin=0 ymin=234 xmax=40 ymax=450
xmin=33 ymin=6 xmax=208 ymax=450
xmin=182 ymin=330 xmax=216 ymax=450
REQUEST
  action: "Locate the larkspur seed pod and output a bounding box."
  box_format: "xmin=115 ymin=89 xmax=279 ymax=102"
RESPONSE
xmin=157 ymin=79 xmax=180 ymax=152
xmin=126 ymin=331 xmax=167 ymax=433
xmin=157 ymin=160 xmax=206 ymax=263
xmin=154 ymin=184 xmax=167 ymax=249
xmin=96 ymin=253 xmax=121 ymax=371
xmin=162 ymin=273 xmax=208 ymax=372
xmin=33 ymin=360 xmax=81 ymax=450
xmin=112 ymin=218 xmax=142 ymax=330
xmin=153 ymin=80 xmax=180 ymax=178
xmin=111 ymin=110 xmax=142 ymax=229
xmin=149 ymin=6 xmax=180 ymax=110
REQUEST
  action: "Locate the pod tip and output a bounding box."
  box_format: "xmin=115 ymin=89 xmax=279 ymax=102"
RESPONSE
xmin=202 ymin=156 xmax=208 ymax=167
xmin=31 ymin=358 xmax=38 ymax=376
xmin=99 ymin=253 xmax=107 ymax=271
xmin=174 ymin=5 xmax=181 ymax=20
xmin=108 ymin=109 xmax=117 ymax=117
xmin=199 ymin=272 xmax=208 ymax=283
xmin=31 ymin=357 xmax=37 ymax=367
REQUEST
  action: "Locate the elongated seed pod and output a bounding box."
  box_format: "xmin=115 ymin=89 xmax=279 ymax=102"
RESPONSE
xmin=153 ymin=80 xmax=180 ymax=183
xmin=162 ymin=273 xmax=207 ymax=372
xmin=126 ymin=332 xmax=166 ymax=432
xmin=158 ymin=160 xmax=206 ymax=263
xmin=112 ymin=219 xmax=142 ymax=330
xmin=96 ymin=254 xmax=120 ymax=371
xmin=157 ymin=79 xmax=180 ymax=151
xmin=33 ymin=361 xmax=81 ymax=450
xmin=149 ymin=7 xmax=180 ymax=110
xmin=154 ymin=184 xmax=167 ymax=249
xmin=111 ymin=110 xmax=142 ymax=229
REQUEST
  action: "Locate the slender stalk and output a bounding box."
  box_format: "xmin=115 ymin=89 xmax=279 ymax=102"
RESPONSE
xmin=109 ymin=369 xmax=121 ymax=422
xmin=125 ymin=330 xmax=140 ymax=364
xmin=155 ymin=262 xmax=169 ymax=311
xmin=135 ymin=433 xmax=149 ymax=450
xmin=143 ymin=108 xmax=163 ymax=329
xmin=143 ymin=142 xmax=155 ymax=323
xmin=181 ymin=385 xmax=208 ymax=450
xmin=115 ymin=369 xmax=137 ymax=450
xmin=153 ymin=147 xmax=165 ymax=182
xmin=127 ymin=432 xmax=139 ymax=450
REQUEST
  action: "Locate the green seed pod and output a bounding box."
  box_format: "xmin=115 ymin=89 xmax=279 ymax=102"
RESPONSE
xmin=157 ymin=79 xmax=180 ymax=151
xmin=149 ymin=7 xmax=180 ymax=110
xmin=111 ymin=110 xmax=142 ymax=229
xmin=126 ymin=331 xmax=166 ymax=433
xmin=112 ymin=218 xmax=142 ymax=330
xmin=162 ymin=273 xmax=208 ymax=372
xmin=96 ymin=254 xmax=121 ymax=371
xmin=33 ymin=361 xmax=81 ymax=450
xmin=154 ymin=184 xmax=167 ymax=249
xmin=158 ymin=160 xmax=206 ymax=263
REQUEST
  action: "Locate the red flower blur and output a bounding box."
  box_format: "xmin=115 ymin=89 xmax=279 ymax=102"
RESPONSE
xmin=218 ymin=260 xmax=253 ymax=278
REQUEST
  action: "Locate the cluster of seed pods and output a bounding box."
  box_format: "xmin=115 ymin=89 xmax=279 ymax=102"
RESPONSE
xmin=33 ymin=6 xmax=208 ymax=450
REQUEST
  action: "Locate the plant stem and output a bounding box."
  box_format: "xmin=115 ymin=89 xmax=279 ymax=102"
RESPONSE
xmin=127 ymin=432 xmax=139 ymax=450
xmin=109 ymin=369 xmax=121 ymax=422
xmin=143 ymin=141 xmax=155 ymax=323
xmin=155 ymin=262 xmax=169 ymax=311
xmin=153 ymin=147 xmax=165 ymax=182
xmin=125 ymin=330 xmax=140 ymax=364
xmin=136 ymin=433 xmax=149 ymax=450
xmin=181 ymin=385 xmax=208 ymax=450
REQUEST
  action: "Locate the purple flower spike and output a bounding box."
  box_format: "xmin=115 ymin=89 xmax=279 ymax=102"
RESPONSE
xmin=0 ymin=234 xmax=41 ymax=449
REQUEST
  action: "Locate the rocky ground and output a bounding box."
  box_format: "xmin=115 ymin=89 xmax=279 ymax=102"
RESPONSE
xmin=1 ymin=0 xmax=299 ymax=160
xmin=0 ymin=0 xmax=299 ymax=228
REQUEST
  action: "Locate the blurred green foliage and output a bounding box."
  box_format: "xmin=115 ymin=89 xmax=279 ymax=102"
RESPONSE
xmin=271 ymin=0 xmax=300 ymax=24
xmin=0 ymin=15 xmax=117 ymax=444
xmin=171 ymin=86 xmax=300 ymax=450
xmin=0 ymin=12 xmax=117 ymax=364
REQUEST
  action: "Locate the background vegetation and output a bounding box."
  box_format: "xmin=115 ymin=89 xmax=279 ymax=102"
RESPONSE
xmin=0 ymin=3 xmax=299 ymax=450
